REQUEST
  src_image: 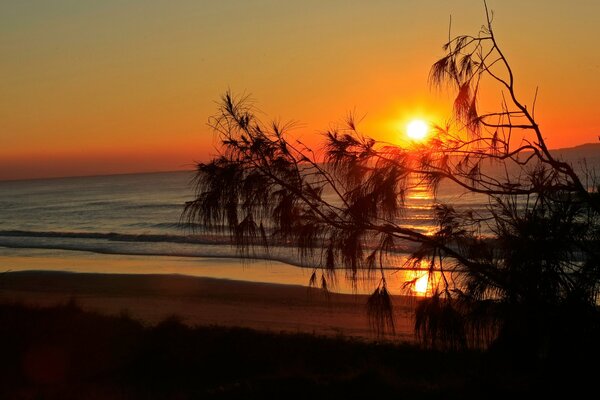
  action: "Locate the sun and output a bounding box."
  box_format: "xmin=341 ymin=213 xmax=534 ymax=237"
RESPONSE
xmin=406 ymin=119 xmax=429 ymax=141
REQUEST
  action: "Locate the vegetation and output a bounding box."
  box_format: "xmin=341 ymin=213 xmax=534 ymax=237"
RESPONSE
xmin=0 ymin=301 xmax=594 ymax=398
xmin=183 ymin=4 xmax=600 ymax=357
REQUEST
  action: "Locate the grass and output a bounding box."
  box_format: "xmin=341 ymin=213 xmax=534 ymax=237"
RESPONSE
xmin=0 ymin=300 xmax=594 ymax=399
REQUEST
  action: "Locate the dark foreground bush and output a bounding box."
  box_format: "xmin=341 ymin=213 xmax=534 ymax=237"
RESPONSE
xmin=0 ymin=301 xmax=595 ymax=399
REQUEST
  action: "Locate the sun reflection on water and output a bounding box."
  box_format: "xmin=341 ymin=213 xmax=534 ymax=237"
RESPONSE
xmin=413 ymin=272 xmax=429 ymax=295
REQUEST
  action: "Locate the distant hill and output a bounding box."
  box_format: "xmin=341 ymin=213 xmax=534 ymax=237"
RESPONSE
xmin=550 ymin=143 xmax=600 ymax=165
xmin=549 ymin=143 xmax=600 ymax=174
xmin=474 ymin=143 xmax=599 ymax=181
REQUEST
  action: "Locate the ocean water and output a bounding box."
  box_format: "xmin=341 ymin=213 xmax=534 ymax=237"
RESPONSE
xmin=5 ymin=165 xmax=593 ymax=293
xmin=0 ymin=171 xmax=490 ymax=255
xmin=0 ymin=170 xmax=491 ymax=293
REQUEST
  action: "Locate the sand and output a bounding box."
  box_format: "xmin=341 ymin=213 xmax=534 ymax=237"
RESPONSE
xmin=0 ymin=270 xmax=417 ymax=342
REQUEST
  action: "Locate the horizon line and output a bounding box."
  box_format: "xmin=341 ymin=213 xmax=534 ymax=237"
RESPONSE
xmin=1 ymin=142 xmax=597 ymax=183
xmin=0 ymin=169 xmax=196 ymax=184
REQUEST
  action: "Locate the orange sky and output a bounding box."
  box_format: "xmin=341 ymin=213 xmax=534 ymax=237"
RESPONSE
xmin=1 ymin=1 xmax=599 ymax=180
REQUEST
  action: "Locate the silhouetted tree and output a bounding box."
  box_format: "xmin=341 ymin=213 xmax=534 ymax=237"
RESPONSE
xmin=183 ymin=3 xmax=600 ymax=356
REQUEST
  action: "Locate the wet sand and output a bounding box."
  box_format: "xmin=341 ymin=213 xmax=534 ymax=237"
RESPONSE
xmin=0 ymin=270 xmax=417 ymax=342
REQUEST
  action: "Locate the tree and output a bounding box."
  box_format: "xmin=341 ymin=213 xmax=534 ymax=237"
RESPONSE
xmin=183 ymin=4 xmax=600 ymax=356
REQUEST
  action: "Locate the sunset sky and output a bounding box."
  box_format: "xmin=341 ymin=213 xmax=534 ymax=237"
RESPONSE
xmin=2 ymin=0 xmax=599 ymax=180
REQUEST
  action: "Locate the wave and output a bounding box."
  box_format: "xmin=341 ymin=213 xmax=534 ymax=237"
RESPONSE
xmin=125 ymin=222 xmax=204 ymax=230
xmin=124 ymin=203 xmax=180 ymax=210
xmin=3 ymin=229 xmax=586 ymax=268
xmin=0 ymin=223 xmax=435 ymax=248
xmin=0 ymin=233 xmax=327 ymax=270
xmin=0 ymin=230 xmax=223 ymax=246
xmin=0 ymin=237 xmax=286 ymax=263
xmin=0 ymin=229 xmax=419 ymax=269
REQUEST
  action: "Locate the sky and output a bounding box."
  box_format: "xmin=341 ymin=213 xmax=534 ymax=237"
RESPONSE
xmin=1 ymin=0 xmax=599 ymax=180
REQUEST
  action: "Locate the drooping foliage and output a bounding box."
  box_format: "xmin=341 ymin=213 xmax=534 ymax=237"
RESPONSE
xmin=183 ymin=3 xmax=600 ymax=354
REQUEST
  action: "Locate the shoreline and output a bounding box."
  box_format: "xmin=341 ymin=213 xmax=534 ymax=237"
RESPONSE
xmin=0 ymin=247 xmax=422 ymax=294
xmin=0 ymin=230 xmax=421 ymax=266
xmin=0 ymin=270 xmax=417 ymax=342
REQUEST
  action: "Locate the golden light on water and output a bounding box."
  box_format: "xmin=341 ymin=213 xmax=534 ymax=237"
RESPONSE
xmin=406 ymin=119 xmax=429 ymax=141
xmin=407 ymin=259 xmax=434 ymax=296
xmin=414 ymin=272 xmax=429 ymax=295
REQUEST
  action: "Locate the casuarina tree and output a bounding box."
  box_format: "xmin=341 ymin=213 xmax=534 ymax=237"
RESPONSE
xmin=183 ymin=3 xmax=600 ymax=357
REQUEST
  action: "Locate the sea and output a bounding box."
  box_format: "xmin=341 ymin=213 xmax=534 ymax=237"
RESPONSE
xmin=0 ymin=170 xmax=486 ymax=294
xmin=0 ymin=162 xmax=595 ymax=294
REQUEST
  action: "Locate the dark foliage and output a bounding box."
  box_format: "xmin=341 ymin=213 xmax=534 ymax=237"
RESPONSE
xmin=1 ymin=302 xmax=598 ymax=398
xmin=182 ymin=2 xmax=600 ymax=355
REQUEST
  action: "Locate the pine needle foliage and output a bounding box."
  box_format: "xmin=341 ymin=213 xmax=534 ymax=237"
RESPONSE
xmin=183 ymin=2 xmax=600 ymax=354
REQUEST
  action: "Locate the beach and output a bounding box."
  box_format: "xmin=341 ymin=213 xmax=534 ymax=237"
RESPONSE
xmin=0 ymin=270 xmax=416 ymax=341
